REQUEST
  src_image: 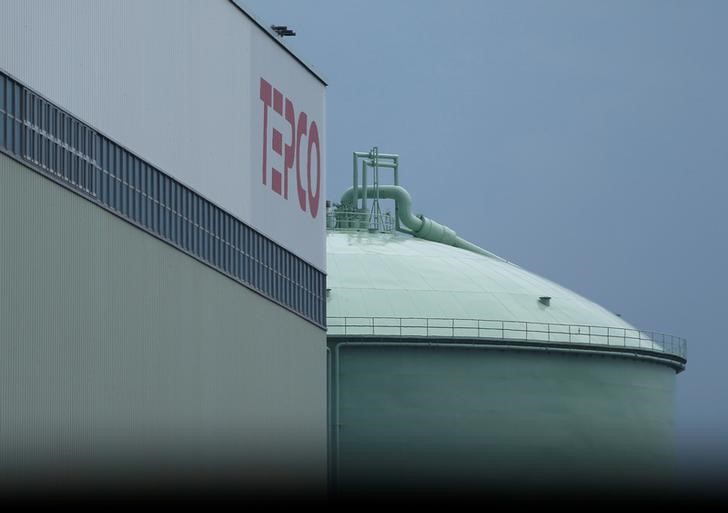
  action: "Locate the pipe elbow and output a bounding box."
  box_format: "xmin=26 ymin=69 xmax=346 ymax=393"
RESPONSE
xmin=337 ymin=184 xmax=506 ymax=261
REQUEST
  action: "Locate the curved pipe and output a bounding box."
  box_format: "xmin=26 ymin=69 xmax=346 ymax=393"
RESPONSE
xmin=340 ymin=185 xmax=507 ymax=261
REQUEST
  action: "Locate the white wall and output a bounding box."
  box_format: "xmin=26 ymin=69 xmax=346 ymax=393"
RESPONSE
xmin=0 ymin=0 xmax=326 ymax=270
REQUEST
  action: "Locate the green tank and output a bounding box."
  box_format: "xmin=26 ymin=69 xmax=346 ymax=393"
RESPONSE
xmin=326 ymin=151 xmax=686 ymax=496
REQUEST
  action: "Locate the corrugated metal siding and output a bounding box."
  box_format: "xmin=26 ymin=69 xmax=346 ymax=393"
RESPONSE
xmin=0 ymin=153 xmax=327 ymax=490
xmin=0 ymin=0 xmax=327 ymax=270
xmin=0 ymin=70 xmax=326 ymax=327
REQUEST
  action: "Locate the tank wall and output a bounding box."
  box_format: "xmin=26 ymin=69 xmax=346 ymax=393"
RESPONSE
xmin=330 ymin=341 xmax=677 ymax=493
xmin=0 ymin=154 xmax=327 ymax=494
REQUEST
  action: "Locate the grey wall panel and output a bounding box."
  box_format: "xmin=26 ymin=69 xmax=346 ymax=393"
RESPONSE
xmin=0 ymin=154 xmax=327 ymax=493
xmin=330 ymin=341 xmax=677 ymax=494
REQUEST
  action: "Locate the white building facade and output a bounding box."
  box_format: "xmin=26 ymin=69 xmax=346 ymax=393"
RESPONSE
xmin=0 ymin=0 xmax=327 ymax=496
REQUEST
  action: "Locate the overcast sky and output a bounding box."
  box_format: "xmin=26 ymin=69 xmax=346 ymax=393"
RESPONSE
xmin=243 ymin=0 xmax=728 ymax=484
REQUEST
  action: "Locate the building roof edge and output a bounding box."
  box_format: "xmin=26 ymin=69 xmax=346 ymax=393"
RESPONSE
xmin=228 ymin=0 xmax=328 ymax=86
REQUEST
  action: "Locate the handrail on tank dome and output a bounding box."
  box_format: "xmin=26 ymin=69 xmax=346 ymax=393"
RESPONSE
xmin=326 ymin=316 xmax=688 ymax=362
xmin=326 ymin=209 xmax=395 ymax=232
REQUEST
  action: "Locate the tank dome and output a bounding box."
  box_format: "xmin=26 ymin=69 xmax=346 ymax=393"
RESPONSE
xmin=328 ymin=230 xmax=629 ymax=327
xmin=327 ymin=229 xmax=684 ymax=362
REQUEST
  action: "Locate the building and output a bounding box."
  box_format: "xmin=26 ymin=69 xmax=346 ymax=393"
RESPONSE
xmin=0 ymin=0 xmax=327 ymax=497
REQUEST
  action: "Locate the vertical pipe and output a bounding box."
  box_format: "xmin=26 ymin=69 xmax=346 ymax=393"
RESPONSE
xmin=361 ymin=160 xmax=368 ymax=212
xmin=393 ymin=156 xmax=400 ymax=230
xmin=352 ymin=153 xmax=359 ymax=209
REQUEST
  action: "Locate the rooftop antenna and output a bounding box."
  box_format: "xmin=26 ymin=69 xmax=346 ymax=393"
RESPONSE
xmin=271 ymin=25 xmax=296 ymax=38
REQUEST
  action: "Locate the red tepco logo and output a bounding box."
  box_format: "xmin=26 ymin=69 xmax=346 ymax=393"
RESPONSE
xmin=259 ymin=77 xmax=321 ymax=219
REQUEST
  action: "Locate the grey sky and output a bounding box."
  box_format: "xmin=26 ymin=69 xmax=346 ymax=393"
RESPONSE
xmin=243 ymin=0 xmax=728 ymax=482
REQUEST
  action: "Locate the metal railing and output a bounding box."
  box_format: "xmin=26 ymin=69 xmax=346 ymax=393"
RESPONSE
xmin=0 ymin=69 xmax=326 ymax=327
xmin=326 ymin=209 xmax=394 ymax=233
xmin=326 ymin=316 xmax=687 ymax=360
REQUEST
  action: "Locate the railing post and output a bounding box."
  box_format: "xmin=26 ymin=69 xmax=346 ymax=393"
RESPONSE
xmin=501 ymin=320 xmax=504 ymax=340
xmin=547 ymin=323 xmax=550 ymax=343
